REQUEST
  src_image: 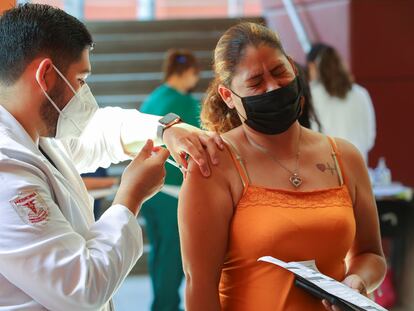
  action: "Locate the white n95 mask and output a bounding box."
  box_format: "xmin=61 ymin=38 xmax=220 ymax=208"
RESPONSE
xmin=37 ymin=64 xmax=98 ymax=139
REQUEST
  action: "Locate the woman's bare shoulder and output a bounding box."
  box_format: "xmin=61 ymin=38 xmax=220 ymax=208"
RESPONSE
xmin=181 ymin=127 xmax=245 ymax=204
xmin=184 ymin=131 xmax=239 ymax=184
xmin=333 ymin=137 xmax=365 ymax=165
xmin=331 ymin=137 xmax=368 ymax=198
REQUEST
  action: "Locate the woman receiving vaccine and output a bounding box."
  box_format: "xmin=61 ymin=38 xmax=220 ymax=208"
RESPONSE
xmin=178 ymin=23 xmax=386 ymax=311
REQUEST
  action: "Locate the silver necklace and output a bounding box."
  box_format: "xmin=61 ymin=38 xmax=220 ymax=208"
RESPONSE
xmin=245 ymin=127 xmax=303 ymax=188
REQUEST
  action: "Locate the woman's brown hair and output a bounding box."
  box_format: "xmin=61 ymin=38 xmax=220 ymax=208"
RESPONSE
xmin=307 ymin=43 xmax=353 ymax=99
xmin=163 ymin=49 xmax=199 ymax=81
xmin=201 ymin=22 xmax=286 ymax=133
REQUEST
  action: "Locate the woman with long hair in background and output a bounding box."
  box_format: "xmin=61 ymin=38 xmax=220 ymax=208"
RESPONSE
xmin=307 ymin=43 xmax=376 ymax=163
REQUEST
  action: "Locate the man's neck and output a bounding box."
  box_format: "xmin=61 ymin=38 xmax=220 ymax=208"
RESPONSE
xmin=0 ymin=86 xmax=41 ymax=142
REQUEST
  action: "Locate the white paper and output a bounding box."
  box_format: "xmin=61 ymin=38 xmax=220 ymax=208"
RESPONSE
xmin=258 ymin=256 xmax=388 ymax=311
xmin=297 ymin=259 xmax=321 ymax=273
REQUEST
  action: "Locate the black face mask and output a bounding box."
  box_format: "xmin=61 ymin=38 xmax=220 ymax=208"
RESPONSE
xmin=232 ymin=76 xmax=302 ymax=135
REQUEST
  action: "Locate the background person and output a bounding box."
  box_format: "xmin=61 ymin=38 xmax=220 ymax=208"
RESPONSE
xmin=140 ymin=49 xmax=201 ymax=311
xmin=306 ymin=43 xmax=376 ymax=163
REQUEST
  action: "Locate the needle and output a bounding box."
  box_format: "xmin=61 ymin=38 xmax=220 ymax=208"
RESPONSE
xmin=166 ymin=158 xmax=187 ymax=172
xmin=151 ymin=152 xmax=187 ymax=172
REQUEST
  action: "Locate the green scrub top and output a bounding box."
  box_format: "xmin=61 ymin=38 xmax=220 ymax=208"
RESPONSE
xmin=140 ymin=83 xmax=200 ymax=186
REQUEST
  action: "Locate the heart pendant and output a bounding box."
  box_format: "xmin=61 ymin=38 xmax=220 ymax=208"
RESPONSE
xmin=289 ymin=174 xmax=302 ymax=188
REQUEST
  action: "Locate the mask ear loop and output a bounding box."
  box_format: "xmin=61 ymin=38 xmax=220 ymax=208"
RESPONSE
xmin=53 ymin=65 xmax=90 ymax=127
xmin=234 ymin=107 xmax=247 ymax=121
xmin=35 ymin=66 xmax=64 ymax=116
xmin=37 ymin=64 xmax=85 ymax=135
xmin=229 ymin=89 xmax=248 ymax=122
xmin=52 ymin=65 xmax=78 ymax=95
xmin=51 ymin=65 xmax=86 ymax=134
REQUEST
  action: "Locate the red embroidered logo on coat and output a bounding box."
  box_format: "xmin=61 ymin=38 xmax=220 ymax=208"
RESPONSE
xmin=10 ymin=191 xmax=49 ymax=225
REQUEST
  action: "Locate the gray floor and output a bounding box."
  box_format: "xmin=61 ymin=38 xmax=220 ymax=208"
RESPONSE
xmin=113 ymin=275 xmax=409 ymax=311
xmin=113 ymin=275 xmax=185 ymax=311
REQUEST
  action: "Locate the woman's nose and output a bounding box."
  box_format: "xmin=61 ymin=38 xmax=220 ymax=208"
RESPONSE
xmin=265 ymin=80 xmax=282 ymax=93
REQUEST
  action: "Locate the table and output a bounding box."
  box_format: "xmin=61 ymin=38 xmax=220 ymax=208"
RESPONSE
xmin=88 ymin=184 xmax=181 ymax=200
xmin=374 ymin=184 xmax=414 ymax=305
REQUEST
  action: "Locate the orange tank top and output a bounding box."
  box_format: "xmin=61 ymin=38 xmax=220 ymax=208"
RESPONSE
xmin=219 ymin=137 xmax=356 ymax=311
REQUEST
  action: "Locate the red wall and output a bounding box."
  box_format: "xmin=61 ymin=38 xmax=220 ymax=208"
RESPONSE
xmin=262 ymin=0 xmax=414 ymax=186
xmin=351 ymin=0 xmax=414 ymax=186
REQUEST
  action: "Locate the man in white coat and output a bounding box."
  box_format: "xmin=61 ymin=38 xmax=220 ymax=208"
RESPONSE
xmin=0 ymin=4 xmax=223 ymax=310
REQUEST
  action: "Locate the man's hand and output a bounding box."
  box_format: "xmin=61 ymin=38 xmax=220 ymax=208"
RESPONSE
xmin=162 ymin=123 xmax=224 ymax=177
xmin=322 ymin=274 xmax=367 ymax=311
xmin=113 ymin=139 xmax=169 ymax=216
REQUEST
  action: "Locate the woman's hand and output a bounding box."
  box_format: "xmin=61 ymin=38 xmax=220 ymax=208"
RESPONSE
xmin=162 ymin=123 xmax=224 ymax=177
xmin=322 ymin=274 xmax=367 ymax=311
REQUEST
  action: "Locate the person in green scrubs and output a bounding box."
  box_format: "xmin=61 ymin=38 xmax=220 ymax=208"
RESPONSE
xmin=140 ymin=49 xmax=200 ymax=311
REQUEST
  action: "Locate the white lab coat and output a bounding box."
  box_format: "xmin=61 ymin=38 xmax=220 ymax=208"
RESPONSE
xmin=310 ymin=82 xmax=376 ymax=162
xmin=0 ymin=105 xmax=160 ymax=310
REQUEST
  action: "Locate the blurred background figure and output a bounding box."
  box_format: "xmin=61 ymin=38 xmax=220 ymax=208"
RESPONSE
xmin=82 ymin=168 xmax=119 ymax=220
xmin=295 ymin=62 xmax=321 ymax=131
xmin=139 ymin=49 xmax=200 ymax=311
xmin=306 ymin=43 xmax=376 ymax=163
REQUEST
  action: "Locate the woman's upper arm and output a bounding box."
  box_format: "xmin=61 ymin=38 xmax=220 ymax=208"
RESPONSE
xmin=339 ymin=139 xmax=383 ymax=257
xmin=178 ymin=161 xmax=234 ymax=283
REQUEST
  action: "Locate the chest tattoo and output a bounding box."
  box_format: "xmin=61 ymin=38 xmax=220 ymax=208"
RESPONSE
xmin=316 ymin=162 xmax=337 ymax=175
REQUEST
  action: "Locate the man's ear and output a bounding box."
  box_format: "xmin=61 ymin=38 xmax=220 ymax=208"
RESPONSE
xmin=218 ymin=84 xmax=235 ymax=109
xmin=35 ymin=58 xmax=54 ymax=92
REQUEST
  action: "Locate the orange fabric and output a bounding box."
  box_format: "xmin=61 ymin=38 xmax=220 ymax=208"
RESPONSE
xmin=327 ymin=136 xmax=348 ymax=185
xmin=0 ymin=1 xmax=15 ymax=14
xmin=219 ymin=138 xmax=356 ymax=311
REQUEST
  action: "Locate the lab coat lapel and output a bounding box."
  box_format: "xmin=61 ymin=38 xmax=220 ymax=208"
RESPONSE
xmin=39 ymin=138 xmax=95 ymax=227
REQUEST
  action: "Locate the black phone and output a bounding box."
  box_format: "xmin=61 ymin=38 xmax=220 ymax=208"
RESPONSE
xmin=294 ymin=277 xmax=365 ymax=311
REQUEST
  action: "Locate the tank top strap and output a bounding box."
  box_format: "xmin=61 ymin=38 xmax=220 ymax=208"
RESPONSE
xmin=327 ymin=136 xmax=347 ymax=186
xmin=222 ymin=137 xmax=250 ymax=195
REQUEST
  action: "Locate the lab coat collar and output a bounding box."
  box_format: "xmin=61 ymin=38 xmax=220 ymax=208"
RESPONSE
xmin=0 ymin=105 xmax=42 ymax=156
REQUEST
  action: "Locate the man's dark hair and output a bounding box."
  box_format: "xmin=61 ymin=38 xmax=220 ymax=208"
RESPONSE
xmin=0 ymin=4 xmax=93 ymax=86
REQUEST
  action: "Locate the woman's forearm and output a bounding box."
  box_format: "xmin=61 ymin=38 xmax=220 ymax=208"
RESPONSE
xmin=185 ymin=277 xmax=221 ymax=311
xmin=346 ymin=252 xmax=387 ymax=293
